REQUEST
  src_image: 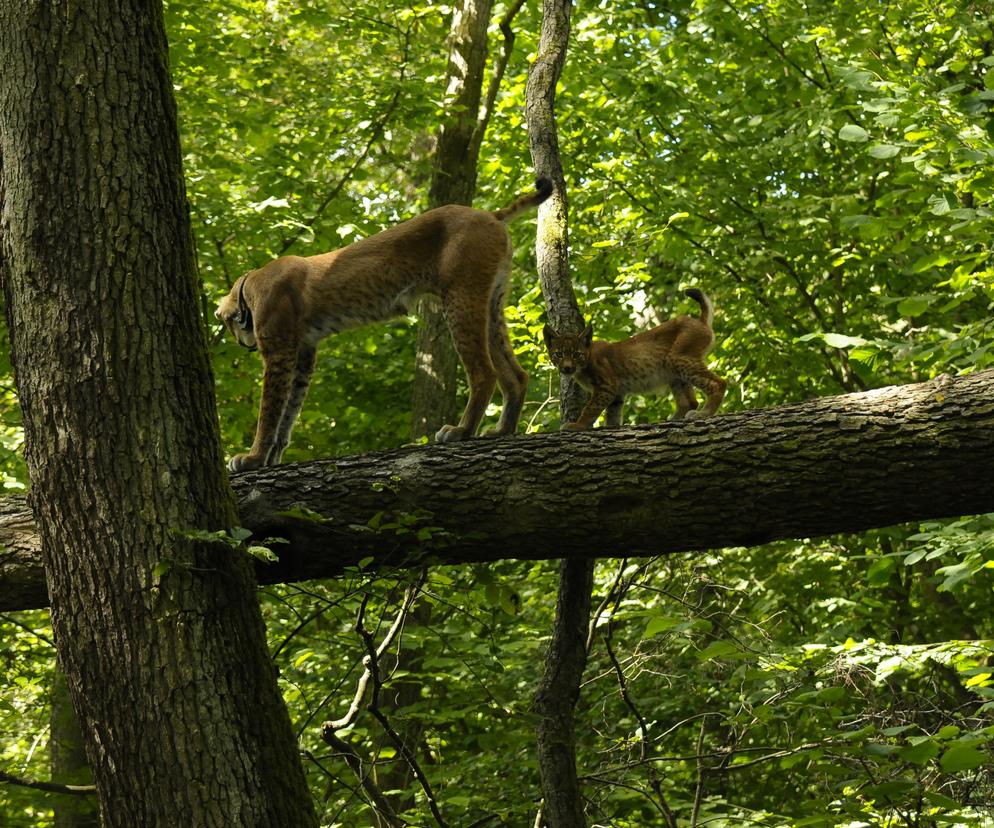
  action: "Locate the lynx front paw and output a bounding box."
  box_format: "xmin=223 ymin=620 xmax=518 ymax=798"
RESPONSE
xmin=683 ymin=409 xmax=712 ymax=421
xmin=435 ymin=424 xmax=469 ymax=443
xmin=228 ymin=452 xmax=266 ymax=472
xmin=560 ymin=421 xmax=588 ymax=431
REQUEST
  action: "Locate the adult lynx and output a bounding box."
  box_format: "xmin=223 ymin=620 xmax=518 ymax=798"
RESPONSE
xmin=217 ymin=178 xmax=553 ymax=471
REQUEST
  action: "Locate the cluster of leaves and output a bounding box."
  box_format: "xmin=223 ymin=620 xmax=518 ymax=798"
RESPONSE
xmin=0 ymin=0 xmax=992 ymax=825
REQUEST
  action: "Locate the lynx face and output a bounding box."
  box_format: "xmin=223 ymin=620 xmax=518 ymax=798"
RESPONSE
xmin=215 ymin=278 xmax=258 ymax=350
xmin=543 ymin=324 xmax=593 ymax=376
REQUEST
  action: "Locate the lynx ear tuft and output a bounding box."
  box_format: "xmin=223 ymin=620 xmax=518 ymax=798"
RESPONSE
xmin=543 ymin=323 xmax=559 ymax=346
xmin=583 ymin=323 xmax=593 ymax=346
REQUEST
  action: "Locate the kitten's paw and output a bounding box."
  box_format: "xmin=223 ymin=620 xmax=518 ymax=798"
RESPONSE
xmin=435 ymin=424 xmax=469 ymax=443
xmin=228 ymin=452 xmax=266 ymax=472
xmin=683 ymin=410 xmax=712 ymax=421
xmin=560 ymin=421 xmax=588 ymax=431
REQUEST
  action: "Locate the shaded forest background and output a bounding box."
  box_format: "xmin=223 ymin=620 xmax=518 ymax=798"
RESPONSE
xmin=1 ymin=0 xmax=993 ymax=825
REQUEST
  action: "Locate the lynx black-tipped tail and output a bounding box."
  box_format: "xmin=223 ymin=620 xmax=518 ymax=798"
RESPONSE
xmin=493 ymin=177 xmax=554 ymax=222
xmin=684 ymin=288 xmax=714 ymax=328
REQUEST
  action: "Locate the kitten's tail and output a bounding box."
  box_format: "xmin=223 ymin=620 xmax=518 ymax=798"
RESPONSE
xmin=684 ymin=288 xmax=714 ymax=328
xmin=492 ymin=177 xmax=554 ymax=222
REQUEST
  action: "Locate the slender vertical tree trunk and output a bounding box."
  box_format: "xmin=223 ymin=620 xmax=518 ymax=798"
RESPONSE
xmin=526 ymin=0 xmax=593 ymax=825
xmin=410 ymin=0 xmax=495 ymax=440
xmin=51 ymin=663 xmax=99 ymax=828
xmin=0 ymin=3 xmax=317 ymax=825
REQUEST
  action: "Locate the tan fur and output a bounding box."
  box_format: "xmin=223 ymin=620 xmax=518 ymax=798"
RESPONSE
xmin=217 ymin=179 xmax=553 ymax=471
xmin=544 ymin=288 xmax=727 ymax=430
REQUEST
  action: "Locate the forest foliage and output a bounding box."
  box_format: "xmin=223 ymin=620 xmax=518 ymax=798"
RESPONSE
xmin=1 ymin=0 xmax=993 ymax=825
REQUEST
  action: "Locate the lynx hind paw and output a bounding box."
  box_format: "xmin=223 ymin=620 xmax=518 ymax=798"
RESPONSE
xmin=228 ymin=452 xmax=266 ymax=473
xmin=435 ymin=424 xmax=470 ymax=443
xmin=683 ymin=409 xmax=712 ymax=421
xmin=560 ymin=421 xmax=589 ymax=431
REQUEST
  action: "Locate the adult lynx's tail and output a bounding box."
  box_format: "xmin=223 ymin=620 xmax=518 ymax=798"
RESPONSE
xmin=684 ymin=288 xmax=714 ymax=329
xmin=492 ymin=178 xmax=554 ymax=223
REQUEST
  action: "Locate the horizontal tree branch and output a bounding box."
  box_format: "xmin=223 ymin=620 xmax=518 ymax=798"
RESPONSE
xmin=3 ymin=369 xmax=993 ymax=612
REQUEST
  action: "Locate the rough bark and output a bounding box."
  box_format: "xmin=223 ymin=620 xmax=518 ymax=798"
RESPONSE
xmin=533 ymin=555 xmax=592 ymax=826
xmin=3 ymin=369 xmax=994 ymax=612
xmin=0 ymin=495 xmax=44 ymax=610
xmin=0 ymin=2 xmax=316 ymax=825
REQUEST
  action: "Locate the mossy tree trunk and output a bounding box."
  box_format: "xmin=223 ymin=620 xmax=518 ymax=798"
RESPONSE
xmin=0 ymin=2 xmax=317 ymax=825
xmin=525 ymin=0 xmax=593 ymax=824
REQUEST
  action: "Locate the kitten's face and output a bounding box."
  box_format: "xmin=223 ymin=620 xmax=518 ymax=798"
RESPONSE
xmin=543 ymin=323 xmax=593 ymax=376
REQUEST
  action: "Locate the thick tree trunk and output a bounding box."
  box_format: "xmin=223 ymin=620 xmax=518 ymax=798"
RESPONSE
xmin=3 ymin=369 xmax=994 ymax=612
xmin=0 ymin=2 xmax=316 ymax=825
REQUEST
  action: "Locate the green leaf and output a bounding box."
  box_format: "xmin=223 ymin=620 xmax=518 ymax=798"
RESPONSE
xmin=898 ymin=738 xmax=939 ymax=765
xmin=230 ymin=526 xmax=253 ymax=542
xmin=839 ymin=124 xmax=869 ymax=142
xmin=152 ymin=560 xmax=173 ymax=579
xmin=823 ymin=332 xmax=868 ymax=349
xmin=868 ymin=143 xmax=901 ymax=159
xmin=645 ymin=615 xmax=682 ymax=636
xmin=896 ymin=295 xmax=932 ymax=317
xmin=840 ymin=214 xmax=872 ymax=228
xmin=924 ymin=790 xmax=964 ymax=810
xmin=867 ymin=556 xmax=897 ymax=587
xmin=965 ymin=672 xmax=992 ymax=688
xmin=928 ymin=194 xmax=954 ymax=215
xmin=939 ymin=742 xmax=987 ymax=773
xmin=864 ymin=742 xmax=898 ymax=758
xmin=247 ymin=545 xmax=279 ymax=563
xmin=275 ymin=506 xmax=329 ymax=524
xmin=936 ymin=560 xmax=975 ymax=591
xmin=696 ymin=640 xmax=743 ymax=660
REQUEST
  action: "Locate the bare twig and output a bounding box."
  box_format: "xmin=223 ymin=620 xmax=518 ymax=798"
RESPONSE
xmin=324 ymin=580 xmax=421 ymax=732
xmin=319 ymin=735 xmax=406 ymax=827
xmin=355 ymin=581 xmax=447 ymax=828
xmin=0 ymin=613 xmax=55 ymax=648
xmin=690 ymin=715 xmax=708 ymax=827
xmin=0 ymin=769 xmax=95 ymax=796
xmin=603 ymin=627 xmax=677 ymax=827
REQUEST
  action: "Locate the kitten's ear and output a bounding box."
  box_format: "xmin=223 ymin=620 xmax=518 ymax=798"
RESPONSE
xmin=543 ymin=323 xmax=558 ymax=346
xmin=583 ymin=323 xmax=593 ymax=347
